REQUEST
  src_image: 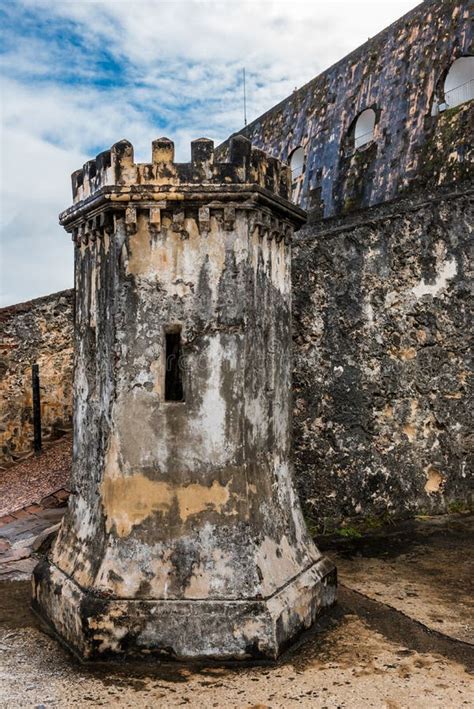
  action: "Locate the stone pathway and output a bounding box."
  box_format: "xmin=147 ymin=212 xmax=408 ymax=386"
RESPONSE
xmin=0 ymin=490 xmax=69 ymax=580
xmin=0 ymin=436 xmax=71 ymax=517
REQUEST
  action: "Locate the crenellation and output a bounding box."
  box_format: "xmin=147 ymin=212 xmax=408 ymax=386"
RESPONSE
xmin=152 ymin=136 xmax=175 ymax=163
xmin=191 ymin=137 xmax=215 ymax=165
xmin=69 ymin=135 xmax=292 ymax=207
xmin=0 ymin=1 xmax=467 ymax=666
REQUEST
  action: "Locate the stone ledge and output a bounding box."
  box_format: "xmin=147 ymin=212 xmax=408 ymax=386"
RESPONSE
xmin=60 ymin=182 xmax=307 ymax=234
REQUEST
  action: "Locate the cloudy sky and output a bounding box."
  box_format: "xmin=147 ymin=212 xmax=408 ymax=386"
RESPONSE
xmin=0 ymin=0 xmax=420 ymax=306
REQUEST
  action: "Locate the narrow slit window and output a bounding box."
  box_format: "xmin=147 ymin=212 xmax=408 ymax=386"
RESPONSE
xmin=165 ymin=330 xmax=184 ymax=402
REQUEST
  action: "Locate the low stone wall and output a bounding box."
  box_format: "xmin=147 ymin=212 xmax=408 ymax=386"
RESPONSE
xmin=292 ymin=184 xmax=473 ymax=531
xmin=0 ymin=291 xmax=74 ymax=466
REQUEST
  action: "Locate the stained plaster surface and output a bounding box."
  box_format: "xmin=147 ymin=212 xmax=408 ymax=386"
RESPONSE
xmin=32 ymin=136 xmax=337 ymax=660
xmin=2 ymin=3 xmax=472 ymax=531
xmin=292 ymin=184 xmax=473 ymax=529
xmin=0 ymin=291 xmax=74 ymax=465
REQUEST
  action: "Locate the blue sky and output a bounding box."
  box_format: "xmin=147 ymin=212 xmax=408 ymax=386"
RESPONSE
xmin=0 ymin=0 xmax=419 ymax=306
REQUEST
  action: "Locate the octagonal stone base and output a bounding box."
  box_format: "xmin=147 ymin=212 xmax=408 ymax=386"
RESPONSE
xmin=32 ymin=557 xmax=336 ymax=661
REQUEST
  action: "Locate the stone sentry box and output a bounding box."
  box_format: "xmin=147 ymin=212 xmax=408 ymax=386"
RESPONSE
xmin=32 ymin=135 xmax=336 ymax=660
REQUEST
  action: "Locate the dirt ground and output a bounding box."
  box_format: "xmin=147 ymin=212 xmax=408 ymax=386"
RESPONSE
xmin=0 ymin=579 xmax=472 ymax=708
xmin=0 ymin=514 xmax=473 ymax=708
xmin=330 ymin=515 xmax=473 ymax=645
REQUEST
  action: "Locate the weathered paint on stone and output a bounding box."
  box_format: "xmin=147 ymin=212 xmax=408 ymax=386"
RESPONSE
xmin=3 ymin=0 xmax=469 ymax=539
xmin=216 ymin=0 xmax=473 ymax=527
xmin=219 ymin=0 xmax=473 ymax=216
xmin=32 ymin=136 xmax=336 ymax=660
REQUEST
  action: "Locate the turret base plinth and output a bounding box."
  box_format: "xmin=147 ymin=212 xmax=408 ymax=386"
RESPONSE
xmin=32 ymin=557 xmax=336 ymax=661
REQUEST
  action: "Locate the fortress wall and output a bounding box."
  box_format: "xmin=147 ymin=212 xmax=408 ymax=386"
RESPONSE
xmin=220 ymin=0 xmax=473 ymax=216
xmin=292 ymin=183 xmax=473 ymax=530
xmin=1 ymin=183 xmax=472 ymax=522
xmin=0 ymin=290 xmax=74 ymax=465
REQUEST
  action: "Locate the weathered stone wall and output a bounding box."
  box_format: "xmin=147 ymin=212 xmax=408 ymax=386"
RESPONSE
xmin=55 ymin=137 xmax=310 ymax=603
xmin=292 ymin=183 xmax=473 ymax=531
xmin=3 ymin=0 xmax=472 ymax=537
xmin=0 ymin=291 xmax=74 ymax=465
xmin=220 ymin=0 xmax=472 ymax=216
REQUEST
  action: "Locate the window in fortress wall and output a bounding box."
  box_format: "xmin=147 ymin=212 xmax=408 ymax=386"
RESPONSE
xmin=289 ymin=146 xmax=305 ymax=202
xmin=165 ymin=329 xmax=185 ymax=402
xmin=353 ymin=108 xmax=376 ymax=149
xmin=441 ymin=56 xmax=474 ymax=110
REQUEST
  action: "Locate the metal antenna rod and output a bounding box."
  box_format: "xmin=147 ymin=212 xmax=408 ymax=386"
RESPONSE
xmin=243 ymin=67 xmax=247 ymax=126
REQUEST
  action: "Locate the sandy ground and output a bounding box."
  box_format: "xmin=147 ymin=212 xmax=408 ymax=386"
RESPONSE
xmin=330 ymin=514 xmax=474 ymax=645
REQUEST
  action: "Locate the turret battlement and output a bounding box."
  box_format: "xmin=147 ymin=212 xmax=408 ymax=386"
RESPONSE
xmin=70 ymin=135 xmax=291 ymax=204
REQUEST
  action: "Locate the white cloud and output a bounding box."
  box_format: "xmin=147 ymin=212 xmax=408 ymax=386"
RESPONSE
xmin=1 ymin=0 xmax=419 ymax=305
xmin=0 ymin=128 xmax=84 ymax=306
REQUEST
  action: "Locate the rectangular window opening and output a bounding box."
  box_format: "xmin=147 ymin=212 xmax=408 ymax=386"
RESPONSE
xmin=165 ymin=330 xmax=184 ymax=402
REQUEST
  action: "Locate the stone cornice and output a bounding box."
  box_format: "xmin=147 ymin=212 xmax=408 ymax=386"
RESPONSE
xmin=59 ymin=183 xmax=306 ymax=232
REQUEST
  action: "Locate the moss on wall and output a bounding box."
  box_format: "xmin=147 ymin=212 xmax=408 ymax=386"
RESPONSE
xmin=220 ymin=0 xmax=473 ymax=218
